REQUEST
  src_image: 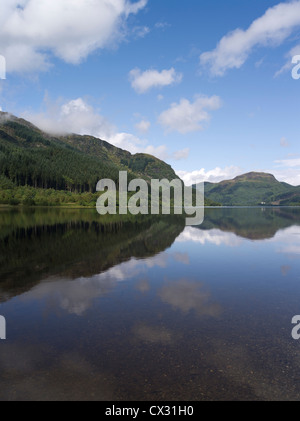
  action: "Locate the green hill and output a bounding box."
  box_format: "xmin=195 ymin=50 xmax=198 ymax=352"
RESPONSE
xmin=0 ymin=112 xmax=180 ymax=207
xmin=0 ymin=112 xmax=178 ymax=189
xmin=61 ymin=134 xmax=177 ymax=182
xmin=204 ymin=172 xmax=300 ymax=206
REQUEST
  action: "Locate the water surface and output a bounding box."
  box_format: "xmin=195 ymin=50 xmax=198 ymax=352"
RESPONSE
xmin=1 ymin=207 xmax=300 ymax=401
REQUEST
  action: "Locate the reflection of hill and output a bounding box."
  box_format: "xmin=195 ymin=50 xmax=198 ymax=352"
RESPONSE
xmin=0 ymin=209 xmax=185 ymax=301
xmin=197 ymin=207 xmax=300 ymax=240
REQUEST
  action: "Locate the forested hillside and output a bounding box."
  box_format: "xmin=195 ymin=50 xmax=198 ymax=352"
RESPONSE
xmin=0 ymin=112 xmax=181 ymax=207
xmin=0 ymin=113 xmax=178 ymax=192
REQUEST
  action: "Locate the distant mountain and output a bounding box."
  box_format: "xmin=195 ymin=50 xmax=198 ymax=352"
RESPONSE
xmin=204 ymin=172 xmax=300 ymax=206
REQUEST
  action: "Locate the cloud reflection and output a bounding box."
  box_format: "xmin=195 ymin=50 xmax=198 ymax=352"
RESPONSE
xmin=271 ymin=226 xmax=300 ymax=259
xmin=20 ymin=251 xmax=191 ymax=316
xmin=159 ymin=278 xmax=221 ymax=317
xmin=176 ymin=227 xmax=242 ymax=247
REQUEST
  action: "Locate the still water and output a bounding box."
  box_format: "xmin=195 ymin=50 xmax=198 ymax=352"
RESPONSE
xmin=0 ymin=207 xmax=300 ymax=401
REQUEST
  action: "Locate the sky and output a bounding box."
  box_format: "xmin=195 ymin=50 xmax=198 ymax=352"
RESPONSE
xmin=0 ymin=0 xmax=300 ymax=185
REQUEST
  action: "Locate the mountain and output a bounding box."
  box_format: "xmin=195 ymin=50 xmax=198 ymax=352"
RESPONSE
xmin=61 ymin=134 xmax=177 ymax=182
xmin=0 ymin=112 xmax=177 ymax=188
xmin=204 ymin=172 xmax=300 ymax=206
xmin=0 ymin=112 xmax=180 ymax=206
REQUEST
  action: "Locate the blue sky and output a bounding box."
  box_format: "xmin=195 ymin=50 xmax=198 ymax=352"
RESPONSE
xmin=0 ymin=0 xmax=300 ymax=185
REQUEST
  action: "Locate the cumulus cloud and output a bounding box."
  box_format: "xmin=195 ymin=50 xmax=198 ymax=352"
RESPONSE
xmin=275 ymin=158 xmax=300 ymax=168
xmin=107 ymin=132 xmax=146 ymax=154
xmin=22 ymin=96 xmax=115 ymax=138
xmin=129 ymin=67 xmax=183 ymax=94
xmin=176 ymin=166 xmax=243 ymax=186
xmin=22 ymin=96 xmax=148 ymax=154
xmin=135 ymin=119 xmax=151 ymax=133
xmin=172 ymin=148 xmax=190 ymax=161
xmin=0 ymin=0 xmax=148 ymax=73
xmin=271 ymin=157 xmax=300 ymax=186
xmin=22 ymin=96 xmax=188 ymax=162
xmin=132 ymin=25 xmax=150 ymax=39
xmin=143 ymin=144 xmax=169 ymax=160
xmin=158 ymin=95 xmax=222 ymax=134
xmin=200 ymin=1 xmax=300 ymax=76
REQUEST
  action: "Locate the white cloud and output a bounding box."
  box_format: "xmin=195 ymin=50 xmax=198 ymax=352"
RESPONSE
xmin=177 ymin=163 xmax=300 ymax=187
xmin=176 ymin=166 xmax=243 ymax=186
xmin=144 ymin=145 xmax=169 ymax=160
xmin=0 ymin=0 xmax=148 ymax=73
xmin=22 ymin=96 xmax=187 ymax=162
xmin=172 ymin=148 xmax=190 ymax=161
xmin=23 ymin=97 xmax=148 ymax=154
xmin=107 ymin=132 xmax=146 ymax=154
xmin=129 ymin=67 xmax=183 ymax=94
xmin=23 ymin=97 xmax=115 ymax=138
xmin=154 ymin=22 xmax=171 ymax=30
xmin=135 ymin=119 xmax=151 ymax=133
xmin=200 ymin=1 xmax=300 ymax=76
xmin=271 ymin=158 xmax=300 ymax=186
xmin=143 ymin=145 xmax=190 ymax=162
xmin=158 ymin=95 xmax=222 ymax=134
xmin=275 ymin=158 xmax=300 ymax=168
xmin=132 ymin=26 xmax=150 ymax=39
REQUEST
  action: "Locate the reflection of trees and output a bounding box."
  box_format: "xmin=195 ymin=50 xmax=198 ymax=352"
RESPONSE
xmin=197 ymin=207 xmax=300 ymax=240
xmin=0 ymin=209 xmax=185 ymax=301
